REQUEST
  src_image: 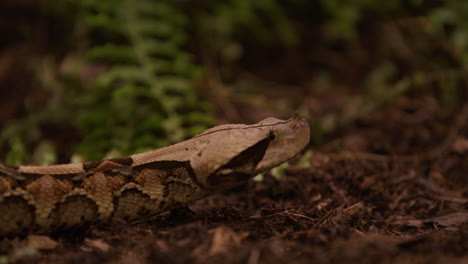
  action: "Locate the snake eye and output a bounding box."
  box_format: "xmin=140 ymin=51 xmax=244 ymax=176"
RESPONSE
xmin=268 ymin=130 xmax=276 ymax=141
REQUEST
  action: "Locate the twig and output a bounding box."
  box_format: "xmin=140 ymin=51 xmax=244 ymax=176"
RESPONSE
xmin=430 ymin=195 xmax=468 ymax=204
xmin=283 ymin=211 xmax=317 ymax=222
xmin=312 ymin=203 xmax=345 ymax=229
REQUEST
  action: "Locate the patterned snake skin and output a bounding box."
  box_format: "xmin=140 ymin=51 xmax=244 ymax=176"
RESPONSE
xmin=0 ymin=116 xmax=310 ymax=236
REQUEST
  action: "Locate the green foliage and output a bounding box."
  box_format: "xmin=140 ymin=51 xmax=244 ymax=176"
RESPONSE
xmin=197 ymin=0 xmax=298 ymax=62
xmin=320 ymin=0 xmax=423 ymax=40
xmin=0 ymin=108 xmax=62 ymax=166
xmin=1 ymin=0 xmax=467 ymax=165
xmin=430 ymin=1 xmax=468 ymax=68
xmin=74 ymin=0 xmax=213 ymax=160
xmin=0 ymin=0 xmax=214 ymax=163
xmin=1 ymin=0 xmax=298 ymax=164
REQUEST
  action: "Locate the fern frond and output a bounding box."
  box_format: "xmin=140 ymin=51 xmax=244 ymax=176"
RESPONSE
xmin=75 ymin=0 xmax=213 ymax=159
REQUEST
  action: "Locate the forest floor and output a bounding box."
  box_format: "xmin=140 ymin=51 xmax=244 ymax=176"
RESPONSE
xmin=0 ymin=95 xmax=467 ymax=264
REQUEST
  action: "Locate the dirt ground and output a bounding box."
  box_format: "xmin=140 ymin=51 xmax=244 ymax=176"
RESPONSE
xmin=0 ymin=96 xmax=467 ymax=264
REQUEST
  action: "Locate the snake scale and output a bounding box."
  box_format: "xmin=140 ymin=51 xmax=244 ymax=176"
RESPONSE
xmin=0 ymin=116 xmax=309 ymax=236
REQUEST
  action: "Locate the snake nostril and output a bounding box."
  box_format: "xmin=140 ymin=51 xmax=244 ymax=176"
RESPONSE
xmin=268 ymin=130 xmax=276 ymax=141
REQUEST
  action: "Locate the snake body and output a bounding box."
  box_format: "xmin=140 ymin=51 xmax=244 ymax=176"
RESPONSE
xmin=0 ymin=116 xmax=309 ymax=236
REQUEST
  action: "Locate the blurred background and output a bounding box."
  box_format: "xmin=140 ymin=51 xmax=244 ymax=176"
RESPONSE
xmin=0 ymin=0 xmax=466 ymax=164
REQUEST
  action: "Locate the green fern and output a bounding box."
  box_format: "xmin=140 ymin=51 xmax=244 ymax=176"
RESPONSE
xmin=74 ymin=0 xmax=213 ymax=160
xmin=0 ymin=0 xmax=214 ymax=164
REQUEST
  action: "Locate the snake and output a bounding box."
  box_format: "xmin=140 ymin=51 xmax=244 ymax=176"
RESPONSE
xmin=0 ymin=116 xmax=310 ymax=236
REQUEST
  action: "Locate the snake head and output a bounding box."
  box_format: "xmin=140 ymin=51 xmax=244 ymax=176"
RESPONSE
xmin=195 ymin=115 xmax=310 ymax=187
xmin=252 ymin=115 xmax=310 ymax=174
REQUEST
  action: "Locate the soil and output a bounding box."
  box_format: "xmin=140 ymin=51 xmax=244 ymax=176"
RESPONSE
xmin=0 ymin=96 xmax=467 ymax=264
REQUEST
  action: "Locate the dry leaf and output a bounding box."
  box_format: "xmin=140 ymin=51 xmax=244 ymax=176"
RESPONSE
xmin=424 ymin=212 xmax=468 ymax=227
xmin=26 ymin=235 xmax=59 ymax=250
xmin=209 ymin=226 xmax=243 ymax=255
xmin=82 ymin=238 xmax=111 ymax=252
xmin=452 ymin=137 xmax=468 ymax=154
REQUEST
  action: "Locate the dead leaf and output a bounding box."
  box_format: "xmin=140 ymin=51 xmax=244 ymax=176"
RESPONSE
xmin=209 ymin=226 xmax=244 ymax=255
xmin=82 ymin=238 xmax=110 ymax=252
xmin=344 ymin=202 xmax=366 ymax=215
xmin=452 ymin=137 xmax=468 ymax=154
xmin=155 ymin=239 xmax=170 ymax=253
xmin=424 ymin=212 xmax=468 ymax=227
xmin=392 ymin=212 xmax=468 ymax=228
xmin=26 ymin=235 xmax=59 ymax=250
xmin=391 ymin=219 xmax=424 ymax=228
